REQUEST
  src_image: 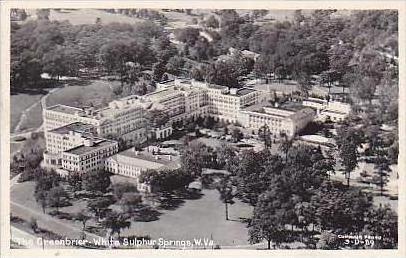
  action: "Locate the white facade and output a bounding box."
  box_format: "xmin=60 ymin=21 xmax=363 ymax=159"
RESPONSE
xmin=238 ymin=104 xmax=315 ymax=139
xmin=302 ymin=98 xmax=351 ymax=122
xmin=105 ymin=147 xmax=181 ymax=192
xmin=43 ymin=122 xmax=119 ymax=173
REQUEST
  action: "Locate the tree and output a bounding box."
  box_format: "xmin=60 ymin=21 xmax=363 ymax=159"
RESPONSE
xmin=363 ymin=204 xmax=398 ymax=248
xmin=335 ymin=127 xmax=361 ymax=186
xmin=231 ymin=128 xmax=243 ymax=142
xmin=87 ymin=196 xmax=114 ymax=220
xmin=120 ymin=192 xmax=142 ymax=214
xmin=206 ymin=15 xmax=219 ymax=28
xmin=165 ymin=55 xmax=185 ymax=76
xmin=216 ymin=176 xmax=234 ymax=220
xmin=248 ymin=191 xmax=289 ymax=249
xmin=278 ymin=133 xmax=293 ymax=161
xmin=216 ymin=144 xmax=238 ymax=172
xmin=29 ymin=217 xmax=38 ymax=233
xmin=47 ymin=186 xmax=69 ymax=213
xmin=36 ymin=9 xmax=50 ymax=20
xmin=174 ymin=27 xmax=200 ymax=46
xmin=67 ymin=172 xmax=82 ymax=192
xmin=75 ymin=210 xmax=91 ymax=232
xmin=181 ymin=142 xmax=217 ymax=177
xmin=258 ymin=124 xmax=272 ymax=149
xmin=102 ymin=211 xmax=131 ymax=238
xmin=297 ymin=72 xmax=312 ymax=97
xmin=82 ymin=170 xmax=111 ymax=194
xmin=373 ymin=149 xmax=391 ymax=196
xmin=112 ymin=182 xmax=138 ymax=200
xmin=34 ymin=188 xmax=48 ymax=214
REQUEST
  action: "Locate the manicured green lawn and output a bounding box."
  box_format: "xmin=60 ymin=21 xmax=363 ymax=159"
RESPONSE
xmin=10 ymin=93 xmax=44 ymax=132
xmin=123 ymin=189 xmax=253 ymax=248
xmin=46 ymin=80 xmax=119 ymax=108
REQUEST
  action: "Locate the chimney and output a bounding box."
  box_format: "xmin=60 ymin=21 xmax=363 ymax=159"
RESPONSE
xmin=168 ymin=155 xmax=172 ymax=161
xmin=155 ymin=155 xmax=160 ymax=160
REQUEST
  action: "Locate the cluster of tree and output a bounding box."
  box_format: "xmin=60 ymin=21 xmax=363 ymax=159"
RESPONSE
xmin=11 ymin=15 xmax=175 ymax=91
xmin=139 ymin=168 xmax=194 ymax=193
xmin=233 ymin=144 xmax=397 ymax=249
xmin=103 ymin=9 xmax=168 ymax=24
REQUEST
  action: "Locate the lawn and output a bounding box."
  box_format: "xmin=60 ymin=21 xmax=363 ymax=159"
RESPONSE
xmin=46 ymin=79 xmax=119 ymax=109
xmin=26 ymin=9 xmax=144 ymax=25
xmin=10 ymin=92 xmax=44 ymax=132
xmin=122 ymin=189 xmax=253 ymax=248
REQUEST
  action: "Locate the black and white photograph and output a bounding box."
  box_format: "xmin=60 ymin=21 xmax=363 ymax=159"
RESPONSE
xmin=1 ymin=1 xmax=404 ymax=257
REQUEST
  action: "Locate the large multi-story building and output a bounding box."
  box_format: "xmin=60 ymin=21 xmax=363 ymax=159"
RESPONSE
xmin=238 ymin=102 xmax=315 ymax=139
xmin=105 ymin=146 xmax=181 ymax=192
xmin=302 ymin=97 xmax=351 ymax=122
xmin=153 ymin=78 xmax=260 ymax=124
xmin=44 ymin=95 xmax=148 ymax=145
xmin=43 ymin=78 xmax=320 ymax=176
xmin=43 ymin=122 xmax=119 ymax=173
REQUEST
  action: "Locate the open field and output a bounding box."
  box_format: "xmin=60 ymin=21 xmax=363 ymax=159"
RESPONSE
xmin=123 ymin=189 xmax=253 ymax=247
xmin=11 ymin=178 xmax=253 ymax=248
xmin=45 ymin=80 xmax=119 ymax=108
xmin=26 ymin=9 xmax=144 ymax=25
xmin=10 ymin=93 xmax=44 ymax=132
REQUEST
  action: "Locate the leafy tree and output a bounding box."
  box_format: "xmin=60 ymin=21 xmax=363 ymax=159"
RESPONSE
xmin=112 ymin=182 xmax=138 ymax=200
xmin=248 ymin=191 xmax=289 ymax=249
xmin=278 ymin=134 xmax=293 ymax=161
xmin=181 ymin=142 xmax=217 ymax=176
xmin=119 ymin=192 xmax=142 ymax=214
xmin=335 ymin=127 xmax=361 ymax=186
xmin=82 ymin=170 xmax=111 ymax=193
xmin=363 ymin=204 xmax=398 ymax=248
xmin=75 ymin=210 xmax=91 ymax=232
xmin=140 ymin=168 xmax=193 ymax=193
xmin=165 ymin=55 xmax=185 ymax=76
xmin=206 ymin=15 xmax=219 ymax=28
xmin=29 ymin=217 xmax=38 ymax=233
xmin=67 ymin=172 xmax=82 ymax=192
xmin=216 ymin=176 xmax=235 ymax=220
xmin=373 ymin=149 xmax=391 ymax=196
xmin=174 ymin=27 xmax=200 ymax=46
xmin=102 ymin=211 xmax=131 ymax=238
xmin=47 ymin=186 xmax=69 ymax=213
xmin=36 ymin=9 xmax=50 ymax=20
xmin=87 ymin=196 xmax=115 ymax=220
xmin=258 ymin=124 xmax=272 ymax=149
xmin=231 ymin=128 xmax=243 ymax=142
xmin=34 ymin=188 xmax=48 ymax=214
xmin=216 ymin=144 xmax=238 ymax=172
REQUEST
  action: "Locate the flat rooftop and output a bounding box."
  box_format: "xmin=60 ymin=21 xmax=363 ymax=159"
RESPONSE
xmin=49 ymin=122 xmax=95 ymax=135
xmin=242 ymin=101 xmax=314 ymax=118
xmin=64 ymin=139 xmax=117 ymax=156
xmin=116 ymin=148 xmax=180 ymax=166
xmin=47 ymin=104 xmax=83 ymax=115
xmin=235 ymin=88 xmax=256 ymax=96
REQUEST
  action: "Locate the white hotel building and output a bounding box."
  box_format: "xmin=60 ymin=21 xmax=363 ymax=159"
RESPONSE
xmin=43 ymin=122 xmax=118 ymax=173
xmin=43 ymin=78 xmax=321 ymax=176
xmin=238 ymin=103 xmax=315 ymax=139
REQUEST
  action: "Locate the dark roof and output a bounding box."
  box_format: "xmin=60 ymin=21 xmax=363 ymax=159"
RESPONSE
xmin=236 ymin=88 xmax=256 ymax=96
xmin=49 ymin=122 xmax=95 ymax=135
xmin=64 ymin=139 xmax=117 ymax=156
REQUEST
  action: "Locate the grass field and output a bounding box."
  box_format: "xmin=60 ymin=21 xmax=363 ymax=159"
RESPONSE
xmin=123 ymin=189 xmax=252 ymax=247
xmin=26 ymin=9 xmax=144 ymax=25
xmin=10 ymin=93 xmax=44 ymax=132
xmin=46 ymin=80 xmax=119 ymax=108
